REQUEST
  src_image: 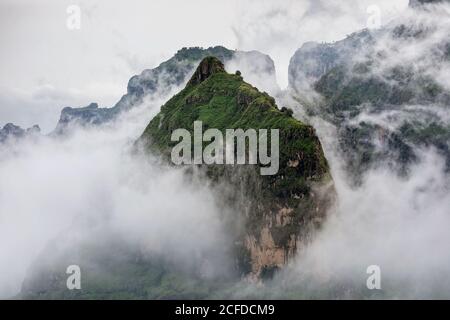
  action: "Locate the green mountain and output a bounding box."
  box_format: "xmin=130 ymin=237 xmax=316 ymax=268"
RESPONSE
xmin=138 ymin=56 xmax=335 ymax=277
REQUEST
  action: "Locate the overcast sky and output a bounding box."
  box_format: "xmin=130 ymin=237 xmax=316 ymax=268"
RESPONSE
xmin=0 ymin=0 xmax=409 ymax=132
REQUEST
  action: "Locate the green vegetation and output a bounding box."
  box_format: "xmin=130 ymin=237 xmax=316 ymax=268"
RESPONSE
xmin=139 ymin=56 xmax=333 ymax=275
xmin=140 ymin=56 xmax=329 ymax=195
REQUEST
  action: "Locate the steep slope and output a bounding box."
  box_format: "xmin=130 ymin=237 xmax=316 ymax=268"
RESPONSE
xmin=138 ymin=57 xmax=334 ymax=277
xmin=53 ymin=46 xmax=279 ymax=134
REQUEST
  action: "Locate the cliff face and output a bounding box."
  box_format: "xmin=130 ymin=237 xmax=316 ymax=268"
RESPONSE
xmin=139 ymin=57 xmax=335 ymax=277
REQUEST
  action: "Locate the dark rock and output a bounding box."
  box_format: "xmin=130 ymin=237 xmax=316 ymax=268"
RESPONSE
xmin=186 ymin=56 xmax=226 ymax=87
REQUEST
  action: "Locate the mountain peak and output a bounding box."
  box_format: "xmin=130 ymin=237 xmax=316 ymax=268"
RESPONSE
xmin=187 ymin=56 xmax=226 ymax=87
xmin=139 ymin=55 xmax=334 ymax=278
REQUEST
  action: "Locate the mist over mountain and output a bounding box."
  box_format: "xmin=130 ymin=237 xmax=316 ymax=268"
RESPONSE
xmin=410 ymin=0 xmax=450 ymax=7
xmin=139 ymin=56 xmax=334 ymax=278
xmin=53 ymin=46 xmax=279 ymax=135
xmin=0 ymin=45 xmax=283 ymax=298
xmin=0 ymin=123 xmax=40 ymax=144
xmin=288 ymin=1 xmax=450 ymax=182
xmin=18 ymin=56 xmax=334 ymax=299
xmin=0 ymin=0 xmax=449 ymax=300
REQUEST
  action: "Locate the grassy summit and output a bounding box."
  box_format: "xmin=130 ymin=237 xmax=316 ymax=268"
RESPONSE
xmin=139 ymin=56 xmax=334 ymax=277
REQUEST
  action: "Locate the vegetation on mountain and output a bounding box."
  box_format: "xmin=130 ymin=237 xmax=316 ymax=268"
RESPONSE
xmin=139 ymin=56 xmax=334 ymax=277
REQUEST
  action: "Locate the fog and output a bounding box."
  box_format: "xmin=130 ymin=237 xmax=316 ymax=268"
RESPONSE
xmin=0 ymin=0 xmax=409 ymax=131
xmin=0 ymin=85 xmax=234 ymax=298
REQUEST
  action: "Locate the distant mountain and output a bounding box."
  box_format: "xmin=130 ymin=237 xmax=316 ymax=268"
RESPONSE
xmin=53 ymin=46 xmax=279 ymax=134
xmin=0 ymin=123 xmax=40 ymax=143
xmin=410 ymin=0 xmax=450 ymax=7
xmin=288 ymin=3 xmax=450 ymax=182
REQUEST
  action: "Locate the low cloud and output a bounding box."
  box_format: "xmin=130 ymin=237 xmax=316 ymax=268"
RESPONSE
xmin=0 ymin=86 xmax=233 ymax=298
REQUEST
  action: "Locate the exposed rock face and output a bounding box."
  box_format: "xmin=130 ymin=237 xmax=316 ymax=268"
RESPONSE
xmin=0 ymin=123 xmax=40 ymax=143
xmin=52 ymin=46 xmax=279 ymax=134
xmin=139 ymin=57 xmax=335 ymax=277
